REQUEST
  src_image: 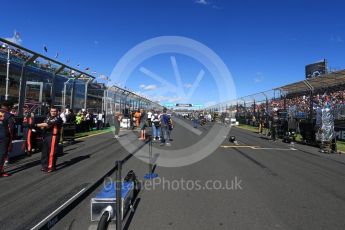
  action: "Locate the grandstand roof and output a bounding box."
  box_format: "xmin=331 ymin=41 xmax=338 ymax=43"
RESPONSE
xmin=0 ymin=37 xmax=95 ymax=81
xmin=275 ymin=70 xmax=345 ymax=94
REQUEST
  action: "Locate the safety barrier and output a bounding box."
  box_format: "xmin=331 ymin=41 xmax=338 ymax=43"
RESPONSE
xmin=144 ymin=137 xmax=158 ymax=179
xmin=91 ymin=161 xmax=138 ymax=230
xmin=62 ymin=123 xmax=76 ymax=143
xmin=9 ymin=122 xmax=75 ymax=160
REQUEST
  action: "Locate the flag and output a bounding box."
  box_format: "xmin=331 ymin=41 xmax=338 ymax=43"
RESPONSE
xmin=4 ymin=30 xmax=22 ymax=45
xmin=14 ymin=31 xmax=21 ymax=41
xmin=100 ymin=74 xmax=109 ymax=81
xmin=44 ymin=45 xmax=48 ymax=53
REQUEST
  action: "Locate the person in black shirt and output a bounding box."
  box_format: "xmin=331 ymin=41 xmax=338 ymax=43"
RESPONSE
xmin=0 ymin=101 xmax=15 ymax=177
xmin=271 ymin=111 xmax=279 ymax=141
xmin=33 ymin=107 xmax=62 ymax=173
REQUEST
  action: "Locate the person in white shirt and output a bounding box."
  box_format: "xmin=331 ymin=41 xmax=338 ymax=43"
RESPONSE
xmin=60 ymin=108 xmax=70 ymax=124
xmin=147 ymin=110 xmax=153 ymax=127
xmin=151 ymin=111 xmax=161 ymax=140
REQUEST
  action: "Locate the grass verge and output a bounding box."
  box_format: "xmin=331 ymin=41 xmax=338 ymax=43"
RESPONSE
xmin=74 ymin=127 xmax=113 ymax=139
xmin=236 ymin=124 xmax=259 ymax=133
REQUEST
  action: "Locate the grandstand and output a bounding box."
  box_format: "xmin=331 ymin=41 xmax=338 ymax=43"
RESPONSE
xmin=207 ymin=69 xmax=345 ymax=116
xmin=206 ymin=67 xmax=345 ymax=144
xmin=0 ymin=37 xmax=161 ymax=117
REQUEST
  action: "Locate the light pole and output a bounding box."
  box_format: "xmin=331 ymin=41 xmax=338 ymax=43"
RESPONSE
xmin=63 ymin=78 xmax=73 ymax=108
xmin=84 ymin=78 xmax=91 ymax=109
xmin=2 ymin=44 xmax=10 ymax=100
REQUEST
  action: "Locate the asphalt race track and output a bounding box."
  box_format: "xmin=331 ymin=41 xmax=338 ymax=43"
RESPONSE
xmin=1 ymin=117 xmax=345 ymax=230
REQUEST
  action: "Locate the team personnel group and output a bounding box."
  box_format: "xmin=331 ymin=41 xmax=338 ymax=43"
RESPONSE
xmin=0 ymin=101 xmax=62 ymax=177
xmin=0 ymin=100 xmax=176 ymax=178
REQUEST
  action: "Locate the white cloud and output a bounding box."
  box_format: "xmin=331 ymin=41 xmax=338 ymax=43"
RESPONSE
xmin=254 ymin=77 xmax=263 ymax=83
xmin=194 ymin=0 xmax=221 ymax=9
xmin=168 ymin=97 xmax=185 ymax=103
xmin=144 ymin=84 xmax=157 ymax=90
xmin=139 ymin=84 xmax=157 ymax=91
xmin=254 ymin=72 xmax=264 ymax=83
xmin=94 ymin=40 xmax=99 ymax=45
xmin=147 ymin=95 xmax=185 ymax=103
xmin=195 ymin=0 xmax=209 ymax=5
xmin=330 ymin=35 xmax=343 ymax=43
xmin=184 ymin=83 xmax=193 ymax=89
xmin=212 ymin=5 xmax=221 ymax=9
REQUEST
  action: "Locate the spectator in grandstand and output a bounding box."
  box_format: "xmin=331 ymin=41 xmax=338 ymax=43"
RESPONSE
xmin=0 ymin=45 xmax=30 ymax=61
xmin=10 ymin=107 xmax=18 ymax=116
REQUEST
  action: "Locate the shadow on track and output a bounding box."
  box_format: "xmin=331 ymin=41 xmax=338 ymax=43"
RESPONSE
xmin=123 ymin=198 xmax=141 ymax=230
xmin=55 ymin=155 xmax=91 ymax=171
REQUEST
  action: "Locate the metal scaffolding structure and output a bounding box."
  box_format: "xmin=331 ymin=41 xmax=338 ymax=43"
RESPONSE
xmin=205 ymin=69 xmax=345 ymax=121
xmin=0 ymin=37 xmax=161 ymax=117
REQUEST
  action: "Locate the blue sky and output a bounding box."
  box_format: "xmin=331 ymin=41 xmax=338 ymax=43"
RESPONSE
xmin=1 ymin=0 xmax=345 ymax=106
